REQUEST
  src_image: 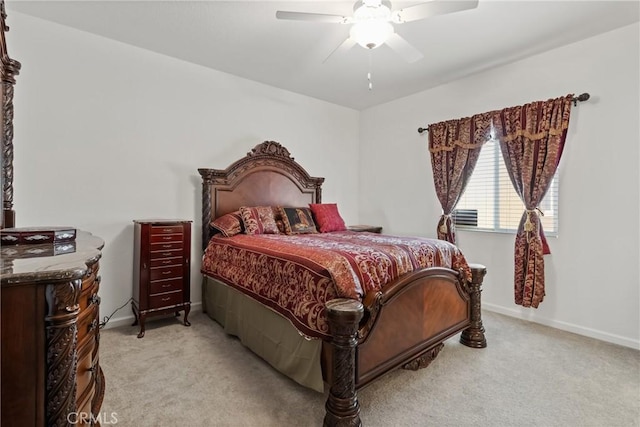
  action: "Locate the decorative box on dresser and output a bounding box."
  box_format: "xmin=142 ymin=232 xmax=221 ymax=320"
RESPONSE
xmin=132 ymin=220 xmax=192 ymax=338
xmin=0 ymin=230 xmax=105 ymax=426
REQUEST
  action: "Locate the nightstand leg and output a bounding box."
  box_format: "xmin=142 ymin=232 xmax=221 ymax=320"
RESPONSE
xmin=183 ymin=304 xmax=191 ymax=327
xmin=131 ymin=301 xmax=139 ymax=326
xmin=137 ymin=312 xmax=147 ymax=339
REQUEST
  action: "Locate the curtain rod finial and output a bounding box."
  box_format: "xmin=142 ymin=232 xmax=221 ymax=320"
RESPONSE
xmin=577 ymin=93 xmax=590 ymax=102
xmin=573 ymin=92 xmax=590 ymax=106
xmin=418 ymin=127 xmax=428 ymax=134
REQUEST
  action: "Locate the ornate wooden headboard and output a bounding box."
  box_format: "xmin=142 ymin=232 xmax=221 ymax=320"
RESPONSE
xmin=198 ymin=141 xmax=325 ymax=250
xmin=1 ymin=1 xmax=21 ymax=228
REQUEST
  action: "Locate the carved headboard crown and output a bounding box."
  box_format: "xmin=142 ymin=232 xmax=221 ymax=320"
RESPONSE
xmin=198 ymin=141 xmax=325 ymax=249
xmin=1 ymin=0 xmax=21 ymax=228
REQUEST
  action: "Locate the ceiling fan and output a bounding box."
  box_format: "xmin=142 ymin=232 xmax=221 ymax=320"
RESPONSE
xmin=276 ymin=0 xmax=479 ymax=64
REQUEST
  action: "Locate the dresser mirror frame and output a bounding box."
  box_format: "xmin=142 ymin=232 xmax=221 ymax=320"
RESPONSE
xmin=1 ymin=0 xmax=20 ymax=228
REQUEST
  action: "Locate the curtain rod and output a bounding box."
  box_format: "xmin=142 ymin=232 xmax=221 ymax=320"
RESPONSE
xmin=417 ymin=92 xmax=591 ymax=134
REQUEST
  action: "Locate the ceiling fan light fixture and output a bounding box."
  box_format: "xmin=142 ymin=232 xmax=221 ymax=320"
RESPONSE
xmin=350 ymin=21 xmax=394 ymax=49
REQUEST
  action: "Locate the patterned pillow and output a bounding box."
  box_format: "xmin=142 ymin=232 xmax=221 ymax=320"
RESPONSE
xmin=210 ymin=211 xmax=243 ymax=237
xmin=278 ymin=207 xmax=318 ymax=235
xmin=309 ymin=203 xmax=347 ymax=233
xmin=239 ymin=206 xmax=280 ymax=235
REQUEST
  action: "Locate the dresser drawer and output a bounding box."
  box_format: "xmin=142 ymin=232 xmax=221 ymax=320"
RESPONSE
xmin=151 ymin=225 xmax=184 ymax=235
xmin=150 ymin=248 xmax=183 ymax=260
xmin=152 ymin=241 xmax=183 ymax=251
xmin=150 ymin=256 xmax=182 ymax=269
xmin=150 ymin=265 xmax=183 ymax=281
xmin=77 ymin=305 xmax=99 ymax=346
xmin=150 ymin=233 xmax=183 ymax=244
xmin=149 ymin=278 xmax=183 ymax=295
xmin=76 ymin=348 xmax=95 ymax=416
xmin=79 ymin=276 xmax=101 ymax=312
xmin=149 ymin=290 xmax=183 ymax=309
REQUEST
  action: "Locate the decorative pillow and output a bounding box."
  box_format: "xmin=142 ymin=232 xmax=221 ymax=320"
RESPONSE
xmin=278 ymin=207 xmax=318 ymax=235
xmin=309 ymin=203 xmax=347 ymax=233
xmin=210 ymin=211 xmax=243 ymax=237
xmin=239 ymin=206 xmax=280 ymax=235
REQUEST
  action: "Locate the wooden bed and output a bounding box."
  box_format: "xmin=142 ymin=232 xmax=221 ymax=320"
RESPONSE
xmin=198 ymin=141 xmax=487 ymax=426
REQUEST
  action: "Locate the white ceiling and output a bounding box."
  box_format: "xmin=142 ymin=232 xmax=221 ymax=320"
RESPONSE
xmin=7 ymin=0 xmax=640 ymax=110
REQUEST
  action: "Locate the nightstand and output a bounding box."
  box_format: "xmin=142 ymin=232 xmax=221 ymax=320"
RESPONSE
xmin=132 ymin=220 xmax=192 ymax=338
xmin=347 ymin=225 xmax=383 ymax=233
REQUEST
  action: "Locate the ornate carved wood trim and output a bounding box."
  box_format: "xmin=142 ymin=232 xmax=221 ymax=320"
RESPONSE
xmin=45 ymin=279 xmax=81 ymax=426
xmin=402 ymin=343 xmax=444 ymax=371
xmin=198 ymin=141 xmax=325 ymax=249
xmin=460 ymin=263 xmax=487 ymax=348
xmin=324 ymin=299 xmax=363 ymax=427
xmin=1 ymin=0 xmax=21 ymax=228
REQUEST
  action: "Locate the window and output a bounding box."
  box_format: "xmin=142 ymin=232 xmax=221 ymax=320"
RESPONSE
xmin=454 ymin=138 xmax=558 ymax=235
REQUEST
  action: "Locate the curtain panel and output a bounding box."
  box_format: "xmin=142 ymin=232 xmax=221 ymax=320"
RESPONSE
xmin=493 ymin=94 xmax=573 ymax=308
xmin=428 ymin=113 xmax=492 ymax=243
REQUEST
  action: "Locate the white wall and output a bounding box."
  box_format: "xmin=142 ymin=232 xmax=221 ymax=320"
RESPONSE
xmin=9 ymin=12 xmax=360 ymax=327
xmin=360 ymin=23 xmax=640 ymax=349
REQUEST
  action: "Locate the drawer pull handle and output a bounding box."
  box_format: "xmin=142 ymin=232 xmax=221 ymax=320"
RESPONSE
xmin=163 ymin=236 xmax=172 ymax=240
xmin=161 ymin=297 xmax=171 ymax=302
xmin=162 ymin=271 xmax=172 ymax=275
xmin=90 ymin=294 xmax=101 ymax=306
xmin=162 ymin=260 xmax=171 ymax=264
xmin=162 ymin=252 xmax=171 ymax=257
xmin=163 ymin=228 xmax=173 ymax=233
xmin=162 ymin=244 xmax=172 ymax=248
xmin=162 ymin=284 xmax=171 ymax=288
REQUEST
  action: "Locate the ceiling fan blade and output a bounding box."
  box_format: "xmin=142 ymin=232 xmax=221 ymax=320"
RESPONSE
xmin=323 ymin=37 xmax=357 ymax=63
xmin=385 ymin=33 xmax=424 ymax=63
xmin=276 ymin=11 xmax=350 ymax=24
xmin=392 ymin=0 xmax=479 ymax=23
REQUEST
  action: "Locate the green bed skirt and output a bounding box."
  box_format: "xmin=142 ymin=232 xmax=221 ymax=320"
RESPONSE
xmin=202 ymin=276 xmax=325 ymax=392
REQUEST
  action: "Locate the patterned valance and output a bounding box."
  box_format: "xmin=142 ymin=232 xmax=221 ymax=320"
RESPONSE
xmin=428 ymin=112 xmax=493 ymax=153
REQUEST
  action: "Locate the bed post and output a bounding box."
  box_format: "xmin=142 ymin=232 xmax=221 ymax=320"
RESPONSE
xmin=198 ymin=168 xmax=214 ymax=251
xmin=324 ymin=299 xmax=364 ymax=427
xmin=460 ymin=263 xmax=487 ymax=348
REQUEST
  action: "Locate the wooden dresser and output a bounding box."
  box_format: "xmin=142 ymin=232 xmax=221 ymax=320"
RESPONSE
xmin=1 ymin=231 xmax=105 ymax=426
xmin=132 ymin=220 xmax=191 ymax=338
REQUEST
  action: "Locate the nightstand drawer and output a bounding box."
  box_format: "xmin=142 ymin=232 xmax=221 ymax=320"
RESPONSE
xmin=149 ymin=278 xmax=183 ymax=295
xmin=150 ymin=233 xmax=183 ymax=244
xmin=153 ymin=241 xmax=183 ymax=251
xmin=150 ymin=265 xmax=183 ymax=281
xmin=150 ymin=256 xmax=182 ymax=268
xmin=150 ymin=248 xmax=183 ymax=260
xmin=149 ymin=291 xmax=183 ymax=309
xmin=151 ymin=225 xmax=184 ymax=235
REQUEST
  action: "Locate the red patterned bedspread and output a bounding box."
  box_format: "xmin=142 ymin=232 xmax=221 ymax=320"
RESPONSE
xmin=201 ymin=231 xmax=470 ymax=339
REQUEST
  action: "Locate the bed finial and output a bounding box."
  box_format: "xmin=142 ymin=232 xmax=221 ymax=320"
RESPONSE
xmin=248 ymin=141 xmax=294 ymax=160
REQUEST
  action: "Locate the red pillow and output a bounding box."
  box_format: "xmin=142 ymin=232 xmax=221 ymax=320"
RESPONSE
xmin=309 ymin=203 xmax=347 ymax=233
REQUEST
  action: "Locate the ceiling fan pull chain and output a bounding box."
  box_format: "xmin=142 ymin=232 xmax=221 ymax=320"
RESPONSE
xmin=368 ymin=49 xmax=373 ymax=91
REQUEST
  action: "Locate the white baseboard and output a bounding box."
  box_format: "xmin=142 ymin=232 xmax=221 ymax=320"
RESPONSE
xmin=483 ymin=302 xmax=639 ymax=350
xmin=102 ymin=302 xmax=203 ymax=330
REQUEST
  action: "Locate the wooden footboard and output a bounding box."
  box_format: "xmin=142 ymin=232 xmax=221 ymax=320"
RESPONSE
xmin=356 ymin=267 xmax=469 ymax=387
xmin=324 ymin=264 xmax=487 ymax=427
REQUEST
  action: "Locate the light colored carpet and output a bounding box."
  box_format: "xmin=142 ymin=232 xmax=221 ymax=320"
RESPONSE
xmin=100 ymin=311 xmax=639 ymax=427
